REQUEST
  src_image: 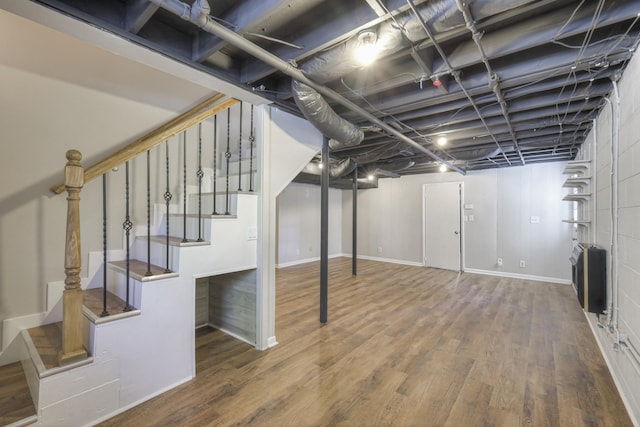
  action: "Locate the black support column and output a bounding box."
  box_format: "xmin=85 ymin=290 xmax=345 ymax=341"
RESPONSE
xmin=320 ymin=136 xmax=329 ymax=324
xmin=352 ymin=166 xmax=358 ymax=276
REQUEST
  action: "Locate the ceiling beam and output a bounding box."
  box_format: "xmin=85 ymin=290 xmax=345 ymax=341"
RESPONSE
xmin=240 ymin=0 xmax=413 ymax=83
xmin=193 ymin=0 xmax=292 ymax=62
xmin=125 ymin=0 xmax=159 ymax=33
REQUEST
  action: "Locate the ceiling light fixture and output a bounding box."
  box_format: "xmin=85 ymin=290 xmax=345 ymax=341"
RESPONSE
xmin=367 ymin=174 xmax=375 ymax=181
xmin=439 ymin=164 xmax=447 ymax=173
xmin=437 ymin=135 xmax=447 ymax=146
xmin=356 ymin=30 xmax=378 ymax=66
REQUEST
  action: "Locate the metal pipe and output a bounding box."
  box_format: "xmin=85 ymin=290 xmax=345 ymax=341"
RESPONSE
xmin=455 ymin=0 xmax=525 ymax=165
xmin=148 ymin=0 xmax=466 ymax=175
xmin=238 ymin=101 xmax=243 ymax=191
xmin=406 ymin=0 xmax=511 ymax=166
xmin=352 ymin=166 xmax=358 ymax=276
xmin=320 ymin=136 xmax=329 ymax=324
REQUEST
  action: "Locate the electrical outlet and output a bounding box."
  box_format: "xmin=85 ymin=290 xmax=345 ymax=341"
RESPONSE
xmin=497 ymin=258 xmax=503 ymax=267
xmin=530 ymin=216 xmax=540 ymax=224
xmin=519 ymin=260 xmax=526 ymax=268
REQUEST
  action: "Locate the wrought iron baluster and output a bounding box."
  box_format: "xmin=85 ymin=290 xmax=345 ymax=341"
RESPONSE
xmin=164 ymin=141 xmax=172 ymax=273
xmin=145 ymin=150 xmax=152 ymax=276
xmin=249 ymin=104 xmax=255 ymax=192
xmin=212 ymin=115 xmax=218 ymax=215
xmin=225 ymin=108 xmax=231 ymax=215
xmin=182 ymin=131 xmax=188 ymax=242
xmin=197 ymin=123 xmax=204 ymax=242
xmin=123 ymin=161 xmax=133 ymax=312
xmin=101 ymin=173 xmax=109 ymax=317
xmin=238 ymin=101 xmax=243 ymax=191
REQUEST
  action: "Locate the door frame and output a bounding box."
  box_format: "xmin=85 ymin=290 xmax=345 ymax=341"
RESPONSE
xmin=422 ymin=182 xmax=465 ymax=271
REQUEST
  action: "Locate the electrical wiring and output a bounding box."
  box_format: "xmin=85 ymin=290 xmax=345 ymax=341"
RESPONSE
xmin=554 ymin=0 xmax=605 ymax=125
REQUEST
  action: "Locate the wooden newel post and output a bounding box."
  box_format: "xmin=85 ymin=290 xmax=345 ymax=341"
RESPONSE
xmin=59 ymin=149 xmax=88 ymax=365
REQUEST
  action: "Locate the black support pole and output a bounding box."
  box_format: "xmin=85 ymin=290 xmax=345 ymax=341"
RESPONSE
xmin=320 ymin=136 xmax=329 ymax=324
xmin=352 ymin=166 xmax=358 ymax=276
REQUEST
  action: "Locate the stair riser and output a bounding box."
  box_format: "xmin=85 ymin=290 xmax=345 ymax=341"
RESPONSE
xmin=163 ymin=215 xmax=213 ymax=241
xmin=132 ymin=239 xmax=180 ymax=271
xmin=189 ymin=193 xmax=238 ymax=215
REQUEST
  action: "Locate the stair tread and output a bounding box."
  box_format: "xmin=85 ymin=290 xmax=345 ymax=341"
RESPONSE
xmin=201 ymin=190 xmax=257 ymax=196
xmin=27 ymin=322 xmax=63 ymax=371
xmin=136 ymin=235 xmax=210 ymax=247
xmin=23 ymin=324 xmax=93 ymax=379
xmin=83 ymin=288 xmax=140 ymax=324
xmin=108 ymin=259 xmax=179 ymax=282
xmin=167 ymin=213 xmax=238 ymax=220
xmin=0 ymin=362 xmax=36 ymax=426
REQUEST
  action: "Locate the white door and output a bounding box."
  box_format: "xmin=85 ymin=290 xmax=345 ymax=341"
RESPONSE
xmin=423 ymin=182 xmax=463 ymax=271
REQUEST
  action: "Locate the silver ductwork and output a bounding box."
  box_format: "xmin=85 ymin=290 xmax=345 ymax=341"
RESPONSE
xmin=151 ymin=0 xmax=466 ymax=174
xmin=291 ymin=80 xmax=364 ymax=150
xmin=371 ymin=159 xmax=416 ymax=172
xmin=299 ymin=0 xmax=462 ymax=84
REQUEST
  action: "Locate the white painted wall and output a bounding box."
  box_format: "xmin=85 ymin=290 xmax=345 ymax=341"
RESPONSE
xmin=0 ymin=6 xmax=266 ymax=353
xmin=342 ymin=163 xmax=573 ymax=281
xmin=256 ymin=105 xmax=322 ymax=349
xmin=581 ymin=48 xmax=640 ymax=424
xmin=276 ymin=183 xmax=343 ymax=266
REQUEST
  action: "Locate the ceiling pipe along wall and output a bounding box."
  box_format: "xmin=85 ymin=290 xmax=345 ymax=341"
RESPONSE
xmin=148 ymin=0 xmax=466 ymax=175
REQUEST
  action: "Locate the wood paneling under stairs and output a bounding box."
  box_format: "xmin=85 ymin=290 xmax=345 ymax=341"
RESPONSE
xmin=99 ymin=258 xmax=631 ymax=426
xmin=0 ymin=362 xmax=36 ymax=426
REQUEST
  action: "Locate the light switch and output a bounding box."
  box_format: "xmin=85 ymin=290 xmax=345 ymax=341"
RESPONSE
xmin=530 ymin=216 xmax=540 ymax=224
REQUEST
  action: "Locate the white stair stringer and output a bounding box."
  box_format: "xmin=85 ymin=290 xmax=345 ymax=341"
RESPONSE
xmin=19 ymin=190 xmax=258 ymax=426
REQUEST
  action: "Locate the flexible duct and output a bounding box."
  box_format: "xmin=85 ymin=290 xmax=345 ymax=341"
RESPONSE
xmin=301 ymin=157 xmax=357 ymax=178
xmin=291 ymin=80 xmax=364 ymax=149
xmin=330 ymin=158 xmax=357 ymax=178
xmin=371 ymin=159 xmax=415 ymax=172
xmin=151 ymin=0 xmax=465 ymax=174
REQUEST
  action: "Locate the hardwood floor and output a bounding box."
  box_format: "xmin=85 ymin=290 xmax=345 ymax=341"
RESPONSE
xmin=99 ymin=258 xmax=631 ymax=426
xmin=0 ymin=362 xmax=36 ymax=426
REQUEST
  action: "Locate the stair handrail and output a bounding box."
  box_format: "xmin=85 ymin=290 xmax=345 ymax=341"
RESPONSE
xmin=50 ymin=94 xmax=239 ymax=194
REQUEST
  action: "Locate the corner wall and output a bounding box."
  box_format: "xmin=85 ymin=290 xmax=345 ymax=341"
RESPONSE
xmin=584 ymin=48 xmax=640 ymax=423
xmin=276 ymin=183 xmax=343 ymax=266
xmin=341 ymin=163 xmax=572 ymax=281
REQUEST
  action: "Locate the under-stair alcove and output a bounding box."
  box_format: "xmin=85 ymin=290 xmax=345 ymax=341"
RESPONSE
xmin=195 ymin=269 xmax=257 ymax=345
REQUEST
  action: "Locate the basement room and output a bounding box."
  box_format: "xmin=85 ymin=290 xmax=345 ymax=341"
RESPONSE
xmin=1 ymin=1 xmax=639 ymax=426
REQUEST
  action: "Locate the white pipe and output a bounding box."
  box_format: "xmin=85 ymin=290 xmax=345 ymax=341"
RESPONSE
xmin=150 ymin=0 xmax=466 ymax=175
xmin=611 ymin=80 xmax=620 ymax=329
xmin=592 ymin=118 xmax=597 ymax=245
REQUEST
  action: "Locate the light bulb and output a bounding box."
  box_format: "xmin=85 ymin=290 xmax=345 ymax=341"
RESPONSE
xmin=437 ymin=136 xmax=447 ymax=146
xmin=367 ymin=174 xmax=374 ymax=181
xmin=356 ymin=30 xmax=377 ymax=66
xmin=439 ymin=164 xmax=447 ymax=172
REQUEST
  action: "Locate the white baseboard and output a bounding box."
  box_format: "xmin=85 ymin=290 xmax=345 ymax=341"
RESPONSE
xmin=585 ymin=313 xmax=640 ymax=427
xmin=2 ymin=312 xmax=46 ymax=353
xmin=208 ymin=323 xmax=256 ymax=347
xmin=276 ymin=253 xmax=343 ymax=268
xmin=463 ymin=268 xmax=571 ymax=285
xmin=267 ymin=336 xmax=278 ymax=348
xmin=341 ymin=254 xmax=424 ymax=267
